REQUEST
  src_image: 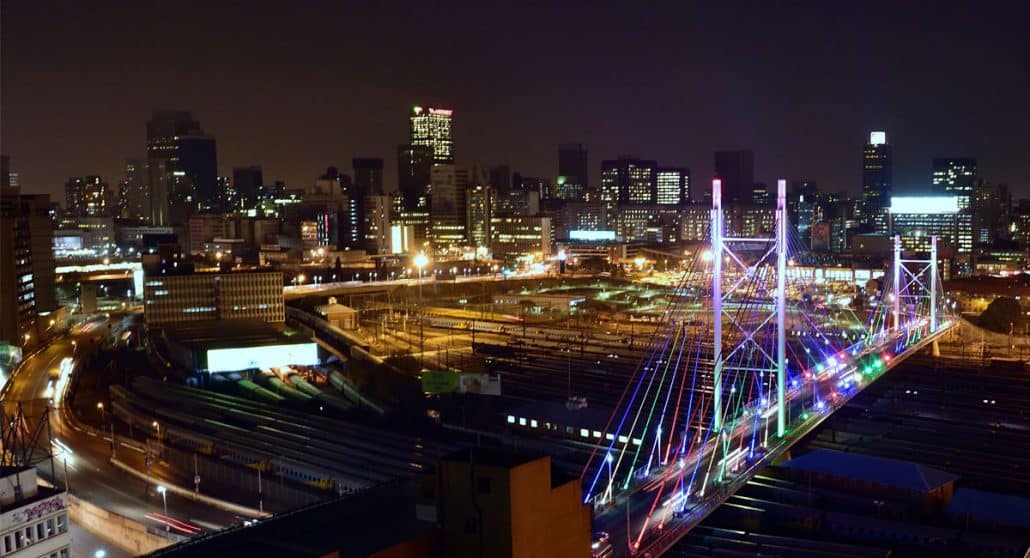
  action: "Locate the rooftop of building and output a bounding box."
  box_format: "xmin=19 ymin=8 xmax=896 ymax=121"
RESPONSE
xmin=945 ymin=488 xmax=1030 ymax=529
xmin=161 ymin=319 xmax=306 ymax=351
xmin=945 ymin=274 xmax=1030 ymax=295
xmin=145 ymin=480 xmax=433 ymax=558
xmin=783 ymin=448 xmax=958 ymax=493
xmin=441 ymin=447 xmax=576 ymax=489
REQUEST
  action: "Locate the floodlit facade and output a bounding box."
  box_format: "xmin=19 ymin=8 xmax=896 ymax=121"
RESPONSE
xmin=889 ymin=195 xmax=970 ymax=253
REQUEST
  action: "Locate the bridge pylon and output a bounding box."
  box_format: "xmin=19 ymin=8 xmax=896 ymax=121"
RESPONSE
xmin=710 ymin=178 xmax=789 ymax=437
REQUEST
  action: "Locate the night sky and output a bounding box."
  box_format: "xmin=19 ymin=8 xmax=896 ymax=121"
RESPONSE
xmin=2 ymin=1 xmax=1028 ymax=202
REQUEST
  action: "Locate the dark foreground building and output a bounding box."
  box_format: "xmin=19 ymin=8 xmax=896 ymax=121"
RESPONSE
xmin=145 ymin=449 xmax=592 ymax=558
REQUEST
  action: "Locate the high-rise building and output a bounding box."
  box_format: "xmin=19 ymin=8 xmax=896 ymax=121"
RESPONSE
xmin=65 ymin=176 xmax=112 ymax=217
xmin=363 ymin=194 xmax=391 ymax=254
xmin=656 ymin=167 xmax=689 ymax=205
xmin=889 ymin=195 xmax=969 ymax=253
xmin=146 ymin=110 xmax=217 ymax=226
xmin=557 ymin=144 xmax=589 ymax=200
xmin=861 ymin=131 xmax=892 ymax=232
xmin=410 ymin=105 xmax=453 ymax=164
xmin=352 ymin=158 xmax=384 ymax=196
xmin=119 ymin=158 xmax=148 ymax=220
xmin=972 ymin=181 xmax=1010 ymax=247
xmin=428 ymin=164 xmax=464 ymax=246
xmin=233 ymin=166 xmax=264 ymax=210
xmin=932 ymin=158 xmax=977 ymax=211
xmin=490 ymin=216 xmax=552 ymax=259
xmin=142 ymin=270 xmax=285 ymax=326
xmin=714 ymin=150 xmax=755 ymax=204
xmin=397 ymin=144 xmax=433 ymax=211
xmin=1 ymin=187 xmax=56 ymax=347
xmin=600 ymin=157 xmax=658 ymax=208
xmin=466 ymin=184 xmax=493 ymax=248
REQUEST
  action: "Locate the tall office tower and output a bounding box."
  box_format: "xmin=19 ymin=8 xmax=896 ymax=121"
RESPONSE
xmin=932 ymin=158 xmax=977 ymax=211
xmin=146 ymin=110 xmax=217 ymax=226
xmin=656 ymin=167 xmax=690 ymax=205
xmin=233 ymin=165 xmax=264 ymax=210
xmin=352 ymin=158 xmax=384 ymax=196
xmin=397 ymin=144 xmax=433 ymax=211
xmin=861 ymin=131 xmax=892 ymax=232
xmin=600 ymin=157 xmax=658 ymax=209
xmin=428 ymin=164 xmax=464 ymax=246
xmin=363 ymin=194 xmax=391 ymax=254
xmin=973 ymin=181 xmax=1011 ymax=247
xmin=65 ymin=176 xmax=112 ymax=217
xmin=119 ymin=157 xmax=148 ymax=220
xmin=1 ymin=186 xmax=56 ymax=346
xmin=410 ymin=105 xmax=454 ymax=164
xmin=466 ymin=184 xmax=493 ymax=248
xmin=713 ymin=150 xmax=755 ymax=204
xmin=556 ymin=143 xmax=589 ymax=200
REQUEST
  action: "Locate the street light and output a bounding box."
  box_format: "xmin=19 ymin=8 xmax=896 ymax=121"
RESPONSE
xmin=156 ymin=485 xmax=169 ymax=532
xmin=413 ymin=252 xmax=429 ymax=370
xmin=96 ymin=402 xmax=105 ymax=422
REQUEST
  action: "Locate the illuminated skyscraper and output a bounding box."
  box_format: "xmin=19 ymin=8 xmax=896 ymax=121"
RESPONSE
xmin=65 ymin=175 xmax=112 ymax=217
xmin=600 ymin=157 xmax=657 ymax=208
xmin=656 ymin=167 xmax=689 ymax=205
xmin=861 ymin=131 xmax=892 ymax=232
xmin=931 ymin=158 xmax=977 ymax=210
xmin=410 ymin=105 xmax=454 ymax=164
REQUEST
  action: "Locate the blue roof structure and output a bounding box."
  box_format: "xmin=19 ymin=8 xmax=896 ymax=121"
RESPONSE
xmin=782 ymin=449 xmax=958 ymax=493
xmin=945 ymin=488 xmax=1030 ymax=529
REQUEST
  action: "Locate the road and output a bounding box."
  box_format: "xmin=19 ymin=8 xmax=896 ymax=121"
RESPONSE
xmin=1 ymin=327 xmax=240 ymax=543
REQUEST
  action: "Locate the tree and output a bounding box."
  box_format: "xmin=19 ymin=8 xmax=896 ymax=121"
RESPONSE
xmin=979 ymin=297 xmax=1020 ymax=333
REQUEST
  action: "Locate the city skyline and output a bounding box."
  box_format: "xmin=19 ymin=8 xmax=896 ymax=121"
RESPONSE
xmin=2 ymin=1 xmax=1028 ymax=201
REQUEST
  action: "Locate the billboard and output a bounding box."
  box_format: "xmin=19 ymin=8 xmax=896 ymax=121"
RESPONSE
xmin=569 ymin=230 xmax=616 ymax=241
xmin=206 ymin=343 xmax=318 ymax=373
xmin=421 ymin=371 xmax=459 ymax=394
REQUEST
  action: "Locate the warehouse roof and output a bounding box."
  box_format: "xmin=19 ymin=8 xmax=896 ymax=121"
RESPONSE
xmin=783 ymin=449 xmax=958 ymax=493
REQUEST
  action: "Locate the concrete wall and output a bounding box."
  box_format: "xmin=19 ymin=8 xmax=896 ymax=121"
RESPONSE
xmin=69 ymin=494 xmax=175 ymax=555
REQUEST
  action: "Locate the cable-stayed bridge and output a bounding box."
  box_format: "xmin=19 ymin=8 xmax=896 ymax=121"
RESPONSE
xmin=583 ymin=179 xmax=954 ymax=557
